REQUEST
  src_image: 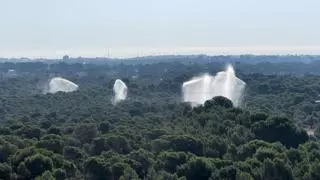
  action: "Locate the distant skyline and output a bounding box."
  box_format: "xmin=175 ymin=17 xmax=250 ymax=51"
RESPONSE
xmin=1 ymin=0 xmax=320 ymax=58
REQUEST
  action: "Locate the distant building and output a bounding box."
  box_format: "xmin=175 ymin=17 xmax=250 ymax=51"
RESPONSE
xmin=62 ymin=55 xmax=69 ymax=61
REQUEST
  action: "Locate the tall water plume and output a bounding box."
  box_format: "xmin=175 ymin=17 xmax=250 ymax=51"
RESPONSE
xmin=113 ymin=79 xmax=128 ymax=104
xmin=47 ymin=77 xmax=79 ymax=94
xmin=182 ymin=64 xmax=245 ymax=107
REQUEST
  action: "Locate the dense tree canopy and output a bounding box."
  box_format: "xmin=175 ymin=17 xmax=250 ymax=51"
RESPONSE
xmin=0 ymin=59 xmax=319 ymax=179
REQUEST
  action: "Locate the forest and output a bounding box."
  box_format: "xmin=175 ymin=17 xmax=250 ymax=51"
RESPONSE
xmin=1 ymin=58 xmax=320 ymax=180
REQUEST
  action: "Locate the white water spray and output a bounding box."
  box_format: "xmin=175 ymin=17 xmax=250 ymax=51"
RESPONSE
xmin=6 ymin=69 xmax=17 ymax=77
xmin=182 ymin=64 xmax=246 ymax=107
xmin=47 ymin=77 xmax=79 ymax=94
xmin=113 ymin=79 xmax=128 ymax=104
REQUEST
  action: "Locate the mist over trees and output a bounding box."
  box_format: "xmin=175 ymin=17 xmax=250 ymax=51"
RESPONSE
xmin=0 ymin=57 xmax=320 ymax=179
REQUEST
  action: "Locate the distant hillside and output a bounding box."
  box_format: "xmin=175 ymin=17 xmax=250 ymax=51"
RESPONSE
xmin=1 ymin=55 xmax=320 ymax=65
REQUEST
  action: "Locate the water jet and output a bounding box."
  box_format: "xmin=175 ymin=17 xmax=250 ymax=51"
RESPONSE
xmin=48 ymin=77 xmax=79 ymax=94
xmin=182 ymin=64 xmax=245 ymax=107
xmin=113 ymin=79 xmax=128 ymax=104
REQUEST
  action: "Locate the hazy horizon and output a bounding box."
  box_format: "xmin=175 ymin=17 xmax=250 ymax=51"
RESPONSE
xmin=1 ymin=0 xmax=320 ymax=58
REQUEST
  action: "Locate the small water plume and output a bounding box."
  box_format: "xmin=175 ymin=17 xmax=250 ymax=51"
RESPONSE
xmin=112 ymin=79 xmax=128 ymax=104
xmin=182 ymin=64 xmax=246 ymax=107
xmin=47 ymin=77 xmax=79 ymax=94
xmin=5 ymin=69 xmax=17 ymax=77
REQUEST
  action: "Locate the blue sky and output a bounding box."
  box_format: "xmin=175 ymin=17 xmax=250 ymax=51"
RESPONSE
xmin=1 ymin=0 xmax=320 ymax=58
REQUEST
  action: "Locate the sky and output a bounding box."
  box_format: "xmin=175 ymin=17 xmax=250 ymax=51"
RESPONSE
xmin=0 ymin=0 xmax=320 ymax=58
